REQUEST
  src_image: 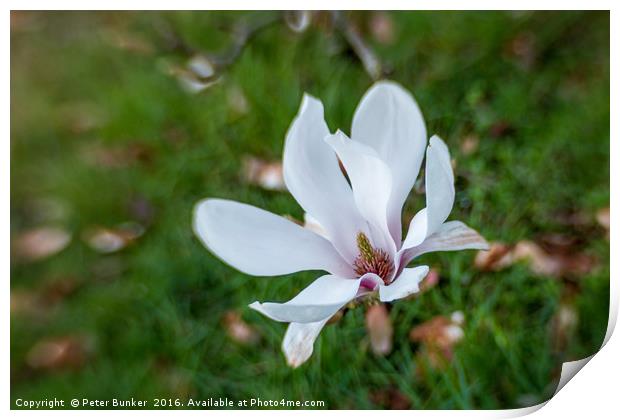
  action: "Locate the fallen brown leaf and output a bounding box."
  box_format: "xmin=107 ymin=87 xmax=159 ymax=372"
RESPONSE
xmin=410 ymin=312 xmax=465 ymax=368
xmin=26 ymin=335 xmax=94 ymax=370
xmin=82 ymin=222 xmax=144 ymax=253
xmin=476 ymin=240 xmax=596 ymax=278
xmin=474 ymin=242 xmax=513 ymax=271
xmin=369 ymin=12 xmax=395 ymax=45
xmin=366 ymin=304 xmax=393 ymax=356
xmin=596 ymin=207 xmax=610 ymax=233
xmin=460 ymin=135 xmax=479 ymax=156
xmin=241 ymin=156 xmax=286 ymax=191
xmin=223 ymin=311 xmax=260 ymax=345
xmin=12 ymin=227 xmax=71 ymax=262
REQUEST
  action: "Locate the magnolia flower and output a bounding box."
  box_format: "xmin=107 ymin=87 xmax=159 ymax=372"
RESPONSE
xmin=193 ymin=81 xmax=488 ymax=367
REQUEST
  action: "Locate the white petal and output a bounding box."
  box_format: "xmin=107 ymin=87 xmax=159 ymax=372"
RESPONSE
xmin=426 ymin=135 xmax=455 ymax=233
xmin=283 ymin=94 xmax=367 ymax=262
xmin=282 ymin=318 xmax=329 ymax=368
xmin=193 ymin=199 xmax=353 ymax=277
xmin=401 ymin=208 xmax=428 ymax=250
xmin=399 ymin=221 xmax=489 ymax=268
xmin=325 ymin=130 xmax=395 ymax=255
xmin=379 ymin=265 xmax=429 ymax=302
xmin=249 ymin=275 xmax=361 ymax=323
xmin=351 ymin=81 xmax=427 ymax=245
xmin=401 ymin=135 xmax=455 ymax=249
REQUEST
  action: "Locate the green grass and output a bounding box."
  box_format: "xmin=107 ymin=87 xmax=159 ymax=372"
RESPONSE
xmin=11 ymin=11 xmax=609 ymax=409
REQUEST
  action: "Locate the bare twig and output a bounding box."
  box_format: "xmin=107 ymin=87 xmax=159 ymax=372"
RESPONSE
xmin=210 ymin=13 xmax=281 ymax=69
xmin=155 ymin=11 xmax=384 ymax=84
xmin=331 ymin=11 xmax=383 ymax=80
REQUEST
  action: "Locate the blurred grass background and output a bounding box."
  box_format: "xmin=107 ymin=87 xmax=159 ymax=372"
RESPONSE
xmin=10 ymin=11 xmax=609 ymax=409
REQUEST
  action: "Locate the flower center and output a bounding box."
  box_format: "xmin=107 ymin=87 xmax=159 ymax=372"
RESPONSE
xmin=353 ymin=232 xmax=394 ymax=284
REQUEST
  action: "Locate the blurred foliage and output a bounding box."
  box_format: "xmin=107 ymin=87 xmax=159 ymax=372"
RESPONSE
xmin=11 ymin=11 xmax=609 ymax=409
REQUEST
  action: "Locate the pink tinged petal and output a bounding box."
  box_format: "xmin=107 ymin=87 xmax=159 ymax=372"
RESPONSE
xmin=193 ymin=199 xmax=353 ymax=278
xmin=399 ymin=221 xmax=489 ymax=269
xmin=325 ymin=130 xmax=396 ymax=256
xmin=282 ymin=318 xmax=329 ymax=368
xmin=351 ymin=81 xmax=427 ymax=245
xmin=248 ymin=275 xmax=362 ymax=323
xmin=359 ymin=272 xmax=383 ymax=291
xmin=283 ymin=94 xmax=367 ymax=262
xmin=402 ymin=135 xmax=455 ymax=249
xmin=379 ymin=265 xmax=429 ymax=302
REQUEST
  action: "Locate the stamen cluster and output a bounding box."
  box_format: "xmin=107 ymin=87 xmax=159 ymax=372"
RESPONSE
xmin=353 ymin=233 xmax=394 ymax=283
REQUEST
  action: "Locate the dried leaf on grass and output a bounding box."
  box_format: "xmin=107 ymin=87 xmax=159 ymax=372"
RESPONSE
xmin=12 ymin=227 xmax=71 ymax=262
xmin=473 ymin=242 xmax=513 ymax=271
xmin=410 ymin=312 xmax=465 ymax=368
xmin=460 ymin=135 xmax=479 ymax=156
xmin=365 ymin=304 xmax=393 ymax=356
xmin=475 ymin=240 xmax=596 ymax=278
xmin=82 ymin=222 xmax=144 ymax=253
xmin=596 ymin=207 xmax=609 ymax=238
xmin=223 ymin=311 xmax=260 ymax=345
xmin=369 ymin=12 xmax=395 ymax=45
xmin=241 ymin=156 xmax=286 ymax=191
xmin=26 ymin=335 xmax=94 ymax=370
